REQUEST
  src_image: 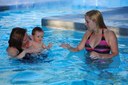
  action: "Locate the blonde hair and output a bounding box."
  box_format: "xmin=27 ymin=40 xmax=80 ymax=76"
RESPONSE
xmin=85 ymin=10 xmax=107 ymax=29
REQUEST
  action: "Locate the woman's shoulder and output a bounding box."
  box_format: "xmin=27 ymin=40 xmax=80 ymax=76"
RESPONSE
xmin=104 ymin=29 xmax=115 ymax=35
xmin=104 ymin=29 xmax=117 ymax=39
xmin=84 ymin=30 xmax=93 ymax=37
xmin=7 ymin=47 xmax=19 ymax=57
xmin=7 ymin=47 xmax=18 ymax=52
xmin=84 ymin=30 xmax=92 ymax=35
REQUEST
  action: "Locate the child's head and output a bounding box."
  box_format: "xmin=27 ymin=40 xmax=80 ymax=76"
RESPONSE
xmin=32 ymin=27 xmax=44 ymax=43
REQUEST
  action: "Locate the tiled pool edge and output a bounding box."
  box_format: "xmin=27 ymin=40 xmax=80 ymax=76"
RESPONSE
xmin=41 ymin=18 xmax=128 ymax=36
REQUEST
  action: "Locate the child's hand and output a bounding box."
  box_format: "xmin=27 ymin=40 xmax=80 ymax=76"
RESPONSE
xmin=47 ymin=43 xmax=52 ymax=49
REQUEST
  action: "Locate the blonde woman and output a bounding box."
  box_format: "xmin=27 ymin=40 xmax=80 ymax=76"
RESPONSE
xmin=60 ymin=10 xmax=118 ymax=63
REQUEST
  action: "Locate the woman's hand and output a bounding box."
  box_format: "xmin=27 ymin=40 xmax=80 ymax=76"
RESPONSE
xmin=60 ymin=43 xmax=71 ymax=49
xmin=90 ymin=51 xmax=100 ymax=59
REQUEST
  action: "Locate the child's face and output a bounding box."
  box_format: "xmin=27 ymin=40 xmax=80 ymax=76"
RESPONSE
xmin=33 ymin=31 xmax=44 ymax=43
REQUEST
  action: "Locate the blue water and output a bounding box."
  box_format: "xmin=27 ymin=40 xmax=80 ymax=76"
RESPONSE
xmin=1 ymin=25 xmax=128 ymax=85
xmin=0 ymin=2 xmax=128 ymax=85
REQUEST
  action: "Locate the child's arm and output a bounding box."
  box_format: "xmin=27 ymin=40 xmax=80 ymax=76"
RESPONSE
xmin=42 ymin=43 xmax=52 ymax=49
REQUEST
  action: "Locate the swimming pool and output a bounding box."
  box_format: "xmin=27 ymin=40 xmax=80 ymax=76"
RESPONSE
xmin=0 ymin=2 xmax=128 ymax=85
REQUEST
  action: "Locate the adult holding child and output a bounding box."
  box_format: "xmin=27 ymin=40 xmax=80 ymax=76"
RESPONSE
xmin=7 ymin=27 xmax=52 ymax=59
xmin=7 ymin=27 xmax=33 ymax=59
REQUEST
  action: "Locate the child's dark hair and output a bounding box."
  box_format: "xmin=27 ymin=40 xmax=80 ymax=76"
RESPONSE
xmin=32 ymin=27 xmax=44 ymax=35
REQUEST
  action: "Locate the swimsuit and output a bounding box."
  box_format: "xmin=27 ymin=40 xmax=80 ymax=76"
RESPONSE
xmin=85 ymin=30 xmax=112 ymax=69
xmin=85 ymin=30 xmax=110 ymax=54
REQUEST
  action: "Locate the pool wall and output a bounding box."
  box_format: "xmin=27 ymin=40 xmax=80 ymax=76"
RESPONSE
xmin=41 ymin=6 xmax=128 ymax=36
xmin=0 ymin=0 xmax=128 ymax=36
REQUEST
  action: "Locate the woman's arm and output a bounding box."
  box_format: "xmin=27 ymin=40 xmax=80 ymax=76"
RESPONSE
xmin=16 ymin=50 xmax=27 ymax=59
xmin=7 ymin=47 xmax=35 ymax=59
xmin=7 ymin=47 xmax=26 ymax=59
xmin=60 ymin=30 xmax=91 ymax=52
xmin=16 ymin=48 xmax=35 ymax=59
xmin=7 ymin=47 xmax=19 ymax=58
xmin=90 ymin=30 xmax=118 ymax=59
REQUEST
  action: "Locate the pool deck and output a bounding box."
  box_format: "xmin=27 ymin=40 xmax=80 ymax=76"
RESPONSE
xmin=41 ymin=7 xmax=128 ymax=36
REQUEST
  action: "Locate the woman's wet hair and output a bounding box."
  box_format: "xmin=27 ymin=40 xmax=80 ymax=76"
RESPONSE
xmin=85 ymin=10 xmax=107 ymax=29
xmin=8 ymin=27 xmax=27 ymax=51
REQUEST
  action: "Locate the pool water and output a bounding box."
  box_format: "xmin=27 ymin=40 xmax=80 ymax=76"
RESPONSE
xmin=0 ymin=7 xmax=128 ymax=85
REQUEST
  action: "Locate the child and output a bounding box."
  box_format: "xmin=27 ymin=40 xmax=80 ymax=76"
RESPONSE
xmin=29 ymin=27 xmax=52 ymax=53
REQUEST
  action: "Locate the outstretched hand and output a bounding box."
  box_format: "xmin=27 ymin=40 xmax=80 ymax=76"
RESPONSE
xmin=60 ymin=43 xmax=70 ymax=49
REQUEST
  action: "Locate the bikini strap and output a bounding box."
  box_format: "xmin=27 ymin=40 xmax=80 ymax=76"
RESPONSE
xmin=102 ymin=29 xmax=104 ymax=34
xmin=87 ymin=32 xmax=93 ymax=39
xmin=102 ymin=29 xmax=105 ymax=40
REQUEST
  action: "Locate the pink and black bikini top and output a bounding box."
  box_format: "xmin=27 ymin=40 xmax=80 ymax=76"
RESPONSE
xmin=85 ymin=30 xmax=110 ymax=54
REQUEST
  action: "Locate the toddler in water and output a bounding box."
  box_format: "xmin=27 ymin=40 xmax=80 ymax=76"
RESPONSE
xmin=27 ymin=27 xmax=52 ymax=53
